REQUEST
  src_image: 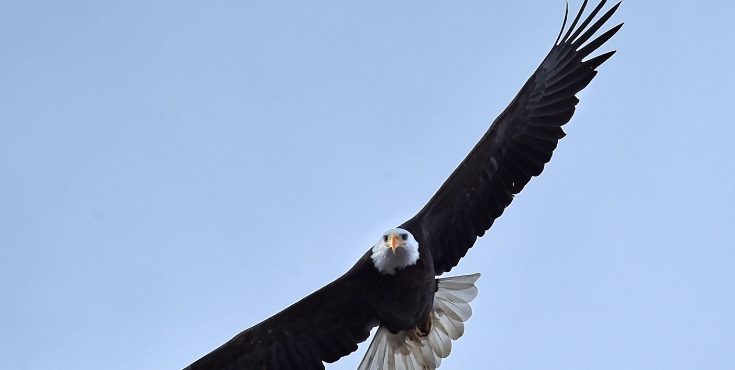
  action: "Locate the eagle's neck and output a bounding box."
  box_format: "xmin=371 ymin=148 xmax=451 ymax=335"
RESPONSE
xmin=370 ymin=242 xmax=419 ymax=275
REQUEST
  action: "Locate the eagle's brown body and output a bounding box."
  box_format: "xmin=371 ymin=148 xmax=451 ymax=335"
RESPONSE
xmin=184 ymin=1 xmax=623 ymax=369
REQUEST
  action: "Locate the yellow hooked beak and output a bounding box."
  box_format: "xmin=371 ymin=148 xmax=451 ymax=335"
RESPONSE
xmin=389 ymin=234 xmax=406 ymax=253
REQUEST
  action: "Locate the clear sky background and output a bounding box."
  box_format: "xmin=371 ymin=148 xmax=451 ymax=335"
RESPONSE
xmin=2 ymin=1 xmax=734 ymax=369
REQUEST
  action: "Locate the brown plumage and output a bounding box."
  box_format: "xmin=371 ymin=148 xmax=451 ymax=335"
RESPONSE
xmin=184 ymin=1 xmax=623 ymax=369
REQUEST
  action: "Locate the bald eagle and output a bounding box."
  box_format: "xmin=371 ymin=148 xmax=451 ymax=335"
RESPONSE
xmin=184 ymin=1 xmax=622 ymax=369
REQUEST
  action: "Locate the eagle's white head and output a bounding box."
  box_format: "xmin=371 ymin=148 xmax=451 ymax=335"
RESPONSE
xmin=371 ymin=228 xmax=420 ymax=275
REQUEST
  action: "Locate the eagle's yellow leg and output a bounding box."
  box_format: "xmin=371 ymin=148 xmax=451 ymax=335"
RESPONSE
xmin=406 ymin=312 xmax=433 ymax=342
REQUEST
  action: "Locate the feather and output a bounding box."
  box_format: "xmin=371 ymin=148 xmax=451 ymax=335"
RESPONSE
xmin=399 ymin=0 xmax=622 ymax=276
xmin=357 ymin=273 xmax=480 ymax=370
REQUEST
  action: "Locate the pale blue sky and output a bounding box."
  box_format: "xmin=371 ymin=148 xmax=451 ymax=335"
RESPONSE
xmin=2 ymin=1 xmax=734 ymax=369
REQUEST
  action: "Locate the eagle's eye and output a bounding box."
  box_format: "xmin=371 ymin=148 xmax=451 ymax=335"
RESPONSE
xmin=383 ymin=235 xmax=389 ymax=243
xmin=401 ymin=233 xmax=408 ymax=241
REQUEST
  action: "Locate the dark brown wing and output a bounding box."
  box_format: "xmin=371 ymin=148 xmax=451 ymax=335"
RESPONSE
xmin=400 ymin=0 xmax=623 ymax=275
xmin=184 ymin=254 xmax=378 ymax=370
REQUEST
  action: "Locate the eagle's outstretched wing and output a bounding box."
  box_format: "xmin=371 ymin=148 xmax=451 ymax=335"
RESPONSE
xmin=401 ymin=0 xmax=623 ymax=275
xmin=184 ymin=254 xmax=378 ymax=370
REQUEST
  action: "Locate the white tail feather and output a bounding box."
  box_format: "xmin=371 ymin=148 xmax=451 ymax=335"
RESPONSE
xmin=357 ymin=273 xmax=480 ymax=370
